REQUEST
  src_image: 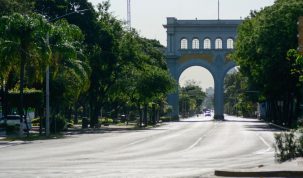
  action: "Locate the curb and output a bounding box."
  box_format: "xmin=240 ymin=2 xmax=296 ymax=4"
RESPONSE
xmin=268 ymin=122 xmax=290 ymax=131
xmin=214 ymin=170 xmax=303 ymax=177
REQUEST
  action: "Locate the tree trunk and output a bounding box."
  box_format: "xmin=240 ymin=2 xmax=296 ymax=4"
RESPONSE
xmin=74 ymin=104 xmax=78 ymax=125
xmin=1 ymin=83 xmax=5 ymax=119
xmin=19 ymin=54 xmax=25 ymax=117
xmin=137 ymin=103 xmax=142 ymax=127
xmin=20 ymin=50 xmax=28 ymax=135
xmin=90 ymin=104 xmax=100 ymax=128
xmin=143 ymin=103 xmax=148 ymax=126
xmin=152 ymin=104 xmax=156 ymax=125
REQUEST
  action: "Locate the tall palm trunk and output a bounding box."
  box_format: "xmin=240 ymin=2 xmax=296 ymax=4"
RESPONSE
xmin=19 ymin=55 xmax=25 ymax=117
xmin=20 ymin=46 xmax=29 ymax=133
xmin=0 ymin=84 xmax=5 ymax=119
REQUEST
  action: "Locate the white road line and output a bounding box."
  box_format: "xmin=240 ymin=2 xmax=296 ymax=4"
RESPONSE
xmin=186 ymin=137 xmax=202 ymax=151
xmin=258 ymin=135 xmax=272 ymax=150
xmin=184 ymin=122 xmax=219 ymax=151
xmin=126 ymin=138 xmax=146 ymax=146
xmin=254 ymin=135 xmax=273 ymax=154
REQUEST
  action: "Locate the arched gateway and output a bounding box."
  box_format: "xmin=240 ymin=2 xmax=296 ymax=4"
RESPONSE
xmin=164 ymin=17 xmax=242 ymax=120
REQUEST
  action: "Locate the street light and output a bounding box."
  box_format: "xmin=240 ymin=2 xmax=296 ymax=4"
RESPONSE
xmin=45 ymin=9 xmax=89 ymax=136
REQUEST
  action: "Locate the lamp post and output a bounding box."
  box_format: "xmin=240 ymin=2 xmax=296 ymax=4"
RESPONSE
xmin=45 ymin=9 xmax=89 ymax=136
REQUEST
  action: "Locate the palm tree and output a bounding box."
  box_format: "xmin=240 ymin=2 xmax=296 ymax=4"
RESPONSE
xmin=46 ymin=17 xmax=90 ymax=134
xmin=0 ymin=13 xmax=51 ymax=117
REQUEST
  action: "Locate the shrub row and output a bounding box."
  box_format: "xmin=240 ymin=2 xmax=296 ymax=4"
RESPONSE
xmin=274 ymin=129 xmax=303 ymax=162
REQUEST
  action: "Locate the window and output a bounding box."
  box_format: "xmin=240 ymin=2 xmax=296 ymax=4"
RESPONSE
xmin=192 ymin=38 xmax=199 ymax=49
xmin=204 ymin=38 xmax=211 ymax=49
xmin=227 ymin=38 xmax=234 ymax=49
xmin=180 ymin=38 xmax=188 ymax=49
xmin=215 ymin=38 xmax=222 ymax=49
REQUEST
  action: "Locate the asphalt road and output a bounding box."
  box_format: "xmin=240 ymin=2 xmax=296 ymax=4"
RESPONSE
xmin=0 ymin=115 xmax=280 ymax=178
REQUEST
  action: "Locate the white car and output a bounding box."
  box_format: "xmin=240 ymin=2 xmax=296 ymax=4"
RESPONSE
xmin=204 ymin=111 xmax=211 ymax=117
xmin=0 ymin=115 xmax=32 ymax=131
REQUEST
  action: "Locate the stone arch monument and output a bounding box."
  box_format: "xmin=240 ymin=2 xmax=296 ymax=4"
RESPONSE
xmin=164 ymin=17 xmax=242 ymax=120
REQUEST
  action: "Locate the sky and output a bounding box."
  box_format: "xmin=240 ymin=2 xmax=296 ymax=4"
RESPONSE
xmin=88 ymin=0 xmax=275 ymax=91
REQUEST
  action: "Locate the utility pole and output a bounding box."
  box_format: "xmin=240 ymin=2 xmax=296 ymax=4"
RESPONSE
xmin=127 ymin=0 xmax=131 ymax=29
xmin=217 ymin=0 xmax=220 ymax=20
xmin=298 ymin=16 xmax=303 ymax=54
xmin=45 ymin=9 xmax=89 ymax=136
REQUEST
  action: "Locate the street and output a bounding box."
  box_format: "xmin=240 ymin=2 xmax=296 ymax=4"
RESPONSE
xmin=0 ymin=115 xmax=280 ymax=178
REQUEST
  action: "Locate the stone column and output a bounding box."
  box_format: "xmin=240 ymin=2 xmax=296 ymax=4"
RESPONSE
xmin=167 ymin=91 xmax=179 ymax=119
xmin=166 ymin=56 xmax=179 ymax=119
xmin=214 ymin=74 xmax=224 ymax=120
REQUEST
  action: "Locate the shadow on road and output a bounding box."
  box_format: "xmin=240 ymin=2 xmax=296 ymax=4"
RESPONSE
xmin=178 ymin=120 xmax=213 ymax=123
xmin=244 ymin=124 xmax=280 ymax=132
xmin=224 ymin=119 xmax=262 ymax=123
xmin=65 ymin=125 xmax=168 ymax=136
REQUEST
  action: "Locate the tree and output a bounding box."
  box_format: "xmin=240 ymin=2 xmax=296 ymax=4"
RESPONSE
xmin=232 ymin=0 xmax=303 ymax=127
xmin=48 ymin=19 xmax=90 ymax=118
xmin=32 ymin=0 xmax=177 ymax=128
xmin=106 ymin=31 xmax=176 ymax=126
xmin=179 ymin=82 xmax=206 ymax=117
xmin=224 ymin=71 xmax=257 ymax=117
xmin=0 ymin=13 xmax=51 ymax=117
xmin=34 ymin=0 xmax=98 ymax=45
xmin=0 ymin=0 xmax=33 ymax=16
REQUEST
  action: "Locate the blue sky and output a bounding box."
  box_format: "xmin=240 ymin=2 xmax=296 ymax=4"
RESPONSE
xmin=88 ymin=0 xmax=275 ymax=90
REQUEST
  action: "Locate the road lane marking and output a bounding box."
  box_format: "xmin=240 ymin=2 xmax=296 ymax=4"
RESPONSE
xmin=254 ymin=135 xmax=274 ymax=154
xmin=184 ymin=122 xmax=220 ymax=151
xmin=186 ymin=137 xmax=202 ymax=151
xmin=126 ymin=139 xmax=146 ymax=146
xmin=258 ymin=135 xmax=272 ymax=150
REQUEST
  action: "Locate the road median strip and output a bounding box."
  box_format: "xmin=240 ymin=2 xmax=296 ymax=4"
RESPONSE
xmin=214 ymin=170 xmax=303 ymax=177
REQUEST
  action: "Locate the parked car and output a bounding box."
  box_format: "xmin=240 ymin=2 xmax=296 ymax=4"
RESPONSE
xmin=204 ymin=111 xmax=211 ymax=117
xmin=0 ymin=115 xmax=32 ymax=131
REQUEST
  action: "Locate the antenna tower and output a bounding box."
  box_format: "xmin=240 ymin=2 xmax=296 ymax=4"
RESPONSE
xmin=218 ymin=0 xmax=220 ymax=20
xmin=127 ymin=0 xmax=131 ymax=29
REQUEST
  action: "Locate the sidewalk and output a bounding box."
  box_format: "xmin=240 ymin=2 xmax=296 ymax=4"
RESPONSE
xmin=215 ymin=158 xmax=303 ymax=177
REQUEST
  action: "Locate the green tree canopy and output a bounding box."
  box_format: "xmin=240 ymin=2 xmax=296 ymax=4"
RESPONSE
xmin=179 ymin=82 xmax=206 ymax=117
xmin=232 ymin=0 xmax=303 ymax=126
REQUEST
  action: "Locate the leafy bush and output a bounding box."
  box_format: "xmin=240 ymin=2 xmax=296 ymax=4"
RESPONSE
xmin=32 ymin=118 xmax=40 ymax=124
xmin=160 ymin=116 xmax=179 ymax=122
xmin=160 ymin=117 xmax=171 ymax=122
xmin=99 ymin=118 xmax=113 ymax=125
xmin=274 ymin=129 xmax=303 ymax=162
xmin=298 ymin=128 xmax=303 ymax=156
xmin=50 ymin=115 xmax=67 ymax=133
xmin=67 ymin=122 xmax=74 ymax=128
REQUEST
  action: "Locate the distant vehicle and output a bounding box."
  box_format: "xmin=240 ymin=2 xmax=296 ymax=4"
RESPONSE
xmin=0 ymin=115 xmax=32 ymax=131
xmin=204 ymin=111 xmax=211 ymax=117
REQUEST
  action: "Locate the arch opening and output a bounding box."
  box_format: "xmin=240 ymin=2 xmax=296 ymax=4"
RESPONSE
xmin=179 ymin=66 xmax=214 ymax=118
